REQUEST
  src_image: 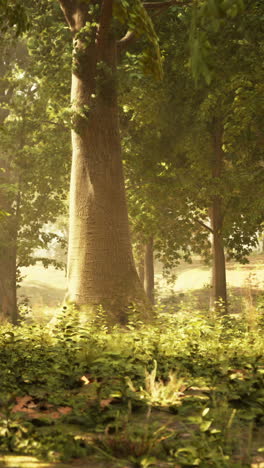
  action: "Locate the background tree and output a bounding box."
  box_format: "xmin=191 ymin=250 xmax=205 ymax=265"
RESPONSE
xmin=185 ymin=0 xmax=264 ymax=310
xmin=0 ymin=29 xmax=70 ymax=323
xmin=121 ymin=74 xmax=210 ymax=303
xmin=121 ymin=0 xmax=264 ymax=310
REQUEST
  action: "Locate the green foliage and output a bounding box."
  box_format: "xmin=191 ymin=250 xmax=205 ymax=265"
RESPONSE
xmin=0 ymin=0 xmax=28 ymax=37
xmin=1 ymin=304 xmax=264 ymax=465
xmin=190 ymin=0 xmax=245 ymax=84
xmin=0 ymin=12 xmax=70 ymax=280
xmin=114 ymin=0 xmax=163 ymax=79
xmin=122 ymin=0 xmax=264 ymax=273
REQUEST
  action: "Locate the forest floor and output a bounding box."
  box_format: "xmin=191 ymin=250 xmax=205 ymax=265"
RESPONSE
xmin=1 ymin=253 xmax=262 ymax=468
xmin=1 ymin=306 xmax=264 ymax=468
xmin=18 ymin=253 xmax=264 ymax=319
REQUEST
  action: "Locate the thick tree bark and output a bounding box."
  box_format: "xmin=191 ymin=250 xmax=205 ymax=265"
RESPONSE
xmin=59 ymin=1 xmax=150 ymax=323
xmin=210 ymin=121 xmax=227 ymax=313
xmin=144 ymin=237 xmax=155 ymax=304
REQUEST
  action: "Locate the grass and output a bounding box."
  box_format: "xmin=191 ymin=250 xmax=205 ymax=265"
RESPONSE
xmin=1 ymin=302 xmax=264 ymax=468
xmin=156 ymin=254 xmax=264 ymax=314
xmin=18 ymin=254 xmax=264 ymax=320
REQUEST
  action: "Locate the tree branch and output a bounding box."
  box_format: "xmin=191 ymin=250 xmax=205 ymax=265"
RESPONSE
xmin=143 ymin=0 xmax=193 ymax=10
xmin=195 ymin=218 xmax=214 ymax=234
xmin=117 ymin=0 xmax=192 ymax=49
xmin=58 ymin=0 xmax=77 ymax=32
xmin=117 ymin=30 xmax=135 ymax=50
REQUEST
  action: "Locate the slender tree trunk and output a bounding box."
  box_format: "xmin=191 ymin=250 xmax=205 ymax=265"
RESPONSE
xmin=0 ymin=163 xmax=18 ymax=324
xmin=210 ymin=121 xmax=227 ymax=313
xmin=59 ymin=1 xmax=149 ymax=323
xmin=0 ymin=244 xmax=17 ymax=324
xmin=210 ymin=202 xmax=227 ymax=312
xmin=135 ymin=242 xmax=145 ymax=284
xmin=138 ymin=261 xmax=145 ymax=285
xmin=0 ymin=46 xmax=25 ymax=325
xmin=136 ymin=249 xmax=145 ymax=285
xmin=144 ymin=237 xmax=155 ymax=304
xmin=0 ymin=72 xmax=18 ymax=323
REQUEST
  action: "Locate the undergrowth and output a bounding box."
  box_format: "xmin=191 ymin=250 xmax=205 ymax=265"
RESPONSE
xmin=0 ymin=304 xmax=264 ymax=467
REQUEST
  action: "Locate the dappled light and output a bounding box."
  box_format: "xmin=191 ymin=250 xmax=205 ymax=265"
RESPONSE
xmin=0 ymin=455 xmax=55 ymax=468
xmin=1 ymin=309 xmax=264 ymax=466
xmin=1 ymin=0 xmax=264 ymax=466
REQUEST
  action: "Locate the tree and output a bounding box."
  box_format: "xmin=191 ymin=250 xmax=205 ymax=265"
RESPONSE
xmin=121 ymin=0 xmax=264 ymax=311
xmin=188 ymin=0 xmax=264 ymax=310
xmin=0 ymin=32 xmax=70 ymax=323
xmin=119 ymin=12 xmax=211 ymax=304
xmin=1 ymin=0 xmax=249 ymax=321
xmin=122 ymin=76 xmax=210 ymax=303
xmin=56 ymin=0 xmax=184 ymax=322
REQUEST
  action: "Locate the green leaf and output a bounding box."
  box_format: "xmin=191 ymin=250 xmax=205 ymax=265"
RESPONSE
xmin=200 ymin=420 xmax=213 ymax=432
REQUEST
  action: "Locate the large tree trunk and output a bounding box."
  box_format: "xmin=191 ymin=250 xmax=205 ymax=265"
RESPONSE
xmin=210 ymin=121 xmax=227 ymax=313
xmin=59 ymin=1 xmax=149 ymax=323
xmin=144 ymin=237 xmax=155 ymax=304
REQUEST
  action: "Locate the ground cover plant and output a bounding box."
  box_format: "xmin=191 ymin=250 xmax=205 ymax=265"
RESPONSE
xmin=1 ymin=303 xmax=264 ymax=468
